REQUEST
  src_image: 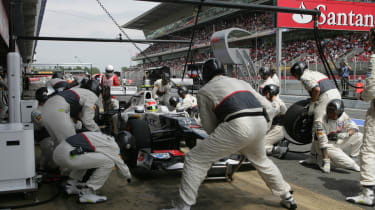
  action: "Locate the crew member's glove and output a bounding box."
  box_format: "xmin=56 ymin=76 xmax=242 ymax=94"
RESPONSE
xmin=156 ymin=90 xmax=165 ymax=97
xmin=337 ymin=132 xmax=350 ymax=139
xmin=320 ymin=158 xmax=331 ymax=173
xmin=327 ymin=133 xmax=338 ymax=141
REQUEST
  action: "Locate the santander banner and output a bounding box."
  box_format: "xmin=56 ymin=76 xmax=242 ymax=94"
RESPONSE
xmin=277 ymin=0 xmax=375 ymax=31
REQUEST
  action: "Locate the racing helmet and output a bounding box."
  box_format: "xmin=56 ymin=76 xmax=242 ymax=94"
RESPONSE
xmin=84 ymin=80 xmax=102 ymax=96
xmin=80 ymin=78 xmax=89 ymax=89
xmin=326 ymin=99 xmax=344 ymax=119
xmin=291 ymin=61 xmax=307 ymax=78
xmin=35 ymin=87 xmax=49 ymax=104
xmin=144 ymin=99 xmax=158 ymax=112
xmin=262 ymin=84 xmax=280 ymax=98
xmin=202 ymin=58 xmax=225 ymax=83
xmin=105 ymin=65 xmax=114 ymax=73
xmin=161 ymin=71 xmax=171 ymax=84
xmin=177 ymin=86 xmax=188 ymax=98
xmin=169 ymin=96 xmax=179 ymax=108
xmin=259 ymin=66 xmax=271 ymax=80
xmin=52 ymin=72 xmax=63 ymax=79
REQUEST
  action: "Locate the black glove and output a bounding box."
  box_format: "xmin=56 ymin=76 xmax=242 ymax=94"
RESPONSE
xmin=156 ymin=90 xmax=165 ymax=97
xmin=70 ymin=147 xmax=84 ymax=156
xmin=327 ymin=133 xmax=338 ymax=141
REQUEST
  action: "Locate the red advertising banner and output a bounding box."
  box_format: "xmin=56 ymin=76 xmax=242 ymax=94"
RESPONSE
xmin=278 ymin=0 xmax=375 ymax=31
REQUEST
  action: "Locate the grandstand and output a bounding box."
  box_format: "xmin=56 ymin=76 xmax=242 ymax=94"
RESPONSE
xmin=122 ymin=0 xmax=372 ymax=80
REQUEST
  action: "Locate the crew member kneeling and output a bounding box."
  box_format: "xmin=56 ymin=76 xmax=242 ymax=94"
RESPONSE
xmin=310 ymin=99 xmax=361 ymax=173
xmin=54 ymin=132 xmax=132 ymax=203
xmin=164 ymin=58 xmax=296 ymax=210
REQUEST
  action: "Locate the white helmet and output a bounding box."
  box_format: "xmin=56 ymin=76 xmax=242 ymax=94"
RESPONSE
xmin=105 ymin=65 xmax=114 ymax=73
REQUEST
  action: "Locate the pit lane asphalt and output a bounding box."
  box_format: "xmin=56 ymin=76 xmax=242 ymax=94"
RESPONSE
xmin=0 ymin=96 xmax=370 ymax=210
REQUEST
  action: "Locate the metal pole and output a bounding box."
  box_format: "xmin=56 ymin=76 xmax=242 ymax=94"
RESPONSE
xmin=7 ymin=53 xmax=21 ymax=123
xmin=354 ymin=56 xmax=357 ymax=83
xmin=276 ymin=28 xmax=282 ymax=88
xmin=17 ymin=36 xmax=191 ymax=44
xmin=7 ymin=0 xmax=21 ymax=123
xmin=284 ymin=61 xmax=287 ymax=93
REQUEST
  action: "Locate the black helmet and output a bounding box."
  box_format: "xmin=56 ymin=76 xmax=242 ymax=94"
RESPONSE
xmin=35 ymin=87 xmax=48 ymax=103
xmin=52 ymin=72 xmax=64 ymax=79
xmin=84 ymin=80 xmax=102 ymax=96
xmin=177 ymin=86 xmax=188 ymax=98
xmin=169 ymin=96 xmax=179 ymax=108
xmin=291 ymin=61 xmax=307 ymax=77
xmin=161 ymin=71 xmax=171 ymax=83
xmin=80 ymin=78 xmax=89 ymax=89
xmin=326 ymin=99 xmax=344 ymax=118
xmin=259 ymin=66 xmax=271 ymax=80
xmin=262 ymin=84 xmax=280 ymax=98
xmin=202 ymin=58 xmax=225 ymax=83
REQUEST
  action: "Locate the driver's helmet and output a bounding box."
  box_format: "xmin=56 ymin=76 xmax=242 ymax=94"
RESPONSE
xmin=144 ymin=99 xmax=158 ymax=112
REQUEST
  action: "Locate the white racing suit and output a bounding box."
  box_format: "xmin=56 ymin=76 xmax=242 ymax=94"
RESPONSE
xmin=272 ymin=74 xmax=280 ymax=87
xmin=176 ymin=94 xmax=197 ymax=111
xmin=179 ymin=75 xmax=291 ymax=206
xmin=46 ymin=78 xmax=70 ymax=94
xmin=265 ymin=97 xmax=288 ymax=154
xmin=314 ymin=113 xmax=361 ymax=170
xmin=359 ymin=54 xmax=375 ymax=186
xmin=31 ymin=105 xmax=55 ymax=169
xmin=53 ymin=132 xmax=131 ymax=190
xmin=41 ymin=87 xmax=100 ymax=147
xmin=152 ymin=79 xmax=172 ymax=105
xmin=300 ymin=69 xmax=342 ymax=123
xmin=300 ymin=69 xmax=341 ymax=159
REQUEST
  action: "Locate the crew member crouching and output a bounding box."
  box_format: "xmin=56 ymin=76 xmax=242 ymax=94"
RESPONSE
xmin=53 ymin=131 xmax=132 ymax=203
xmin=262 ymin=84 xmax=289 ymax=158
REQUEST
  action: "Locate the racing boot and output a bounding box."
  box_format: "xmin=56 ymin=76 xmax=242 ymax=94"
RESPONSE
xmin=65 ymin=179 xmax=85 ymax=195
xmin=346 ymin=186 xmax=374 ymax=206
xmin=78 ymin=187 xmax=107 ymax=204
xmin=280 ymin=192 xmax=297 ymax=210
xmin=162 ymin=197 xmax=191 ymax=210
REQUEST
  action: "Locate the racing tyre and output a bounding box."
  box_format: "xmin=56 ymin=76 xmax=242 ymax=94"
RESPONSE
xmin=126 ymin=119 xmax=152 ymax=167
xmin=128 ymin=119 xmax=152 ymax=149
xmin=116 ymin=131 xmax=137 ymax=167
xmin=283 ymin=99 xmax=313 ymax=144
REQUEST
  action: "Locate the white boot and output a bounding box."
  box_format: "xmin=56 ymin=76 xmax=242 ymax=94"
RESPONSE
xmin=346 ymin=187 xmax=374 ymax=206
xmin=79 ymin=187 xmax=107 ymax=204
xmin=280 ymin=192 xmax=297 ymax=210
xmin=65 ymin=179 xmax=85 ymax=195
xmin=162 ymin=197 xmax=191 ymax=210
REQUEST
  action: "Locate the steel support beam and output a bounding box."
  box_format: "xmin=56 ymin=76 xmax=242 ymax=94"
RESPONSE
xmin=17 ymin=36 xmax=191 ymax=44
xmin=137 ymin=0 xmax=321 ymax=16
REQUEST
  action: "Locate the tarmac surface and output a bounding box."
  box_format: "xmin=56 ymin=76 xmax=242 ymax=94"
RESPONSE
xmin=0 ymin=95 xmax=372 ymax=210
